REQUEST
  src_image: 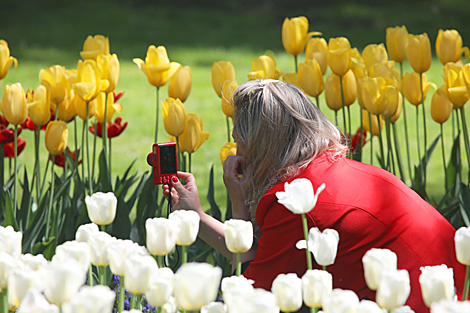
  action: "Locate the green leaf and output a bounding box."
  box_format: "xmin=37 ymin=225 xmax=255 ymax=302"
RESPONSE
xmin=459 ymin=182 xmax=470 ymax=227
xmin=206 ymin=164 xmax=221 ymax=221
xmin=97 ymin=150 xmax=112 ymax=192
xmin=446 ymin=134 xmax=461 ymax=192
xmin=109 ymin=198 xmax=131 ymax=239
xmin=31 ymin=236 xmax=56 ymax=260
xmin=18 ymin=168 xmax=32 ymax=231
xmin=2 ymin=190 xmax=18 ymax=231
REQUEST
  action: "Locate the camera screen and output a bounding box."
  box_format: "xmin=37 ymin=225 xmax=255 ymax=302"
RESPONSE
xmin=159 ymin=145 xmax=177 ymax=174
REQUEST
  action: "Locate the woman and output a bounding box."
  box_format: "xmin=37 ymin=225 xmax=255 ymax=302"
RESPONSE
xmin=164 ymin=79 xmax=464 ymax=312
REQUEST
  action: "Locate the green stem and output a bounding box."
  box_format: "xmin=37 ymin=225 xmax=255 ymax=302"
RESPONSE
xmin=157 ymin=255 xmax=163 ymax=268
xmin=315 ymin=96 xmax=320 ymax=110
xmin=0 ymin=288 xmax=8 ymax=313
xmin=369 ymin=112 xmax=374 ymax=166
xmin=339 ymin=75 xmax=347 ymax=136
xmin=419 ymin=73 xmax=427 ymax=187
xmin=385 ymin=118 xmax=393 ymax=173
xmin=81 ymin=118 xmax=86 ymax=192
xmin=130 ymin=293 xmax=137 ymax=310
xmin=347 ymin=105 xmax=351 ymax=145
xmin=358 ymin=107 xmax=363 ymax=162
xmin=236 ymin=252 xmax=241 ymax=276
xmin=377 ymin=115 xmax=385 ymax=170
xmin=88 ymin=264 xmax=93 ymax=286
xmin=440 ymin=124 xmax=448 ymax=191
xmin=400 ymin=62 xmax=412 ymax=183
xmin=463 ymin=265 xmax=470 ymax=301
xmin=301 ymin=213 xmax=312 ymax=270
xmin=34 ymin=128 xmax=41 ymax=207
xmin=85 ymin=102 xmax=93 ymax=194
xmin=108 ymin=138 xmax=112 ymax=178
xmin=155 ymin=86 xmax=160 ymax=143
xmin=226 ymin=116 xmax=231 ymax=143
xmin=459 ymin=106 xmax=470 ymax=173
xmin=119 ymin=276 xmax=125 ymax=313
xmin=415 ymin=105 xmax=423 ymax=183
xmin=74 ymin=117 xmax=78 ymax=169
xmin=189 ymin=153 xmax=192 ymax=174
xmin=41 ymin=157 xmax=51 ymax=199
xmin=322 ymin=265 xmax=326 ymax=271
xmin=13 ymin=125 xmax=18 ymax=217
xmin=182 ymin=245 xmax=188 ymax=264
xmin=294 ymin=55 xmax=298 ymax=73
xmin=91 ymin=121 xmax=97 ymax=181
xmin=392 ymin=123 xmax=406 ymax=182
xmin=99 ymin=265 xmax=107 ymax=286
xmin=452 ymin=109 xmax=456 ymax=140
xmin=103 ymin=94 xmax=108 ymax=161
xmin=45 ymin=159 xmax=55 ymax=241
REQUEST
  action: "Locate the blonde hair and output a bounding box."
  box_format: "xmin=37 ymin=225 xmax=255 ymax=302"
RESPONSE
xmin=232 ymin=79 xmax=347 ymax=234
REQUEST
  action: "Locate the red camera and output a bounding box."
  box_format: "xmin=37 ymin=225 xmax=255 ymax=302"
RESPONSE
xmin=147 ymin=142 xmax=177 ymax=185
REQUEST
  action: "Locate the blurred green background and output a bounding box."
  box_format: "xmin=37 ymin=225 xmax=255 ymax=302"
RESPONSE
xmin=1 ymin=0 xmax=469 ymax=211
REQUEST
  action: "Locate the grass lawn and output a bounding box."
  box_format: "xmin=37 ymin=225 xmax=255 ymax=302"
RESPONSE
xmin=1 ymin=0 xmax=469 ymax=215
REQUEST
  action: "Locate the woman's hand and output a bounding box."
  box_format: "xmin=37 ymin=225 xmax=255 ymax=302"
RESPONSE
xmin=223 ymin=155 xmax=250 ymax=220
xmin=163 ymin=171 xmax=204 ymax=215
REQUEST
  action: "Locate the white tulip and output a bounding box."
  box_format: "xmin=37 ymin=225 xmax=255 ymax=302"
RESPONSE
xmin=271 ymin=273 xmax=302 ymax=312
xmin=52 ymin=241 xmax=91 ymax=273
xmin=221 ymin=275 xmax=254 ymax=296
xmin=391 ymin=305 xmax=415 ymax=313
xmin=124 ymin=254 xmax=158 ymax=295
xmin=430 ymin=299 xmax=470 ymax=313
xmin=146 ymin=217 xmax=178 ymax=256
xmin=162 ymin=296 xmax=177 ymax=313
xmin=75 ymin=223 xmax=99 ymax=243
xmin=202 ymin=301 xmax=226 ymax=313
xmin=173 ymin=262 xmax=222 ymax=310
xmin=357 ymin=300 xmax=386 ymax=313
xmin=297 ymin=227 xmax=339 ymax=266
xmin=419 ymin=264 xmax=454 ymax=307
xmin=455 ymin=226 xmax=470 ymax=265
xmin=17 ymin=288 xmax=59 ymax=313
xmin=228 ymin=288 xmax=280 ymax=313
xmin=85 ymin=192 xmax=117 ymax=225
xmin=168 ymin=210 xmax=200 ymax=246
xmin=145 ymin=267 xmax=174 ymax=307
xmin=87 ymin=231 xmax=116 ymax=266
xmin=0 ymin=225 xmax=22 ymax=257
xmin=362 ymin=248 xmax=397 ymax=290
xmin=224 ymin=219 xmax=253 ymax=253
xmin=0 ymin=251 xmax=16 ymax=289
xmin=61 ymin=285 xmax=115 ymax=313
xmin=107 ymin=239 xmax=145 ymax=276
xmin=8 ymin=268 xmax=43 ymax=308
xmin=40 ymin=259 xmax=87 ymax=305
xmin=301 ymin=269 xmax=332 ymax=308
xmin=276 ymin=179 xmax=325 ymax=214
xmin=18 ymin=253 xmax=47 ymax=271
xmin=376 ymin=270 xmax=411 ymax=310
xmin=322 ymin=288 xmax=359 ymax=313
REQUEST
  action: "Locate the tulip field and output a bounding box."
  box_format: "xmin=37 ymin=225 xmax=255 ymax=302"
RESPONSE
xmin=1 ymin=1 xmax=470 ymax=312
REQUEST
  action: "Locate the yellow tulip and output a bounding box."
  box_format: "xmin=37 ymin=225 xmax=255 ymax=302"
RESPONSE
xmin=39 ymin=65 xmax=69 ymax=104
xmin=362 ymin=110 xmax=385 ymax=136
xmin=380 ymin=85 xmax=399 ymax=118
xmin=73 ymin=59 xmax=109 ymax=102
xmin=402 ymin=72 xmax=433 ymax=106
xmin=58 ymin=89 xmax=77 ymax=122
xmin=73 ymin=89 xmax=94 ymax=121
xmin=282 ymin=72 xmax=302 ymax=90
xmin=362 ymin=44 xmax=389 ymax=69
xmin=249 ymin=55 xmax=281 ymax=80
xmin=168 ymin=65 xmax=192 ymax=103
xmin=305 ymin=38 xmax=328 ymax=75
xmin=406 ymin=33 xmax=432 ymax=74
xmin=92 ymin=92 xmax=122 ymax=123
xmin=0 ymin=40 xmax=18 ymax=80
xmin=390 ymin=93 xmax=403 ymax=123
xmin=28 ymin=85 xmax=51 ymax=126
xmin=180 ymin=113 xmax=210 ymax=154
xmin=444 ymin=62 xmax=469 ymax=109
xmin=436 ymin=29 xmax=469 ymax=65
xmin=221 ymin=80 xmax=238 ymax=118
xmin=162 ymin=97 xmax=186 ymax=137
xmin=298 ymin=59 xmax=324 ymax=98
xmin=325 ymin=70 xmax=357 ymax=111
xmin=80 ymin=35 xmax=110 ymax=60
xmin=327 ymin=37 xmax=351 ymax=77
xmin=369 ymin=63 xmax=394 ymax=79
xmin=45 ymin=120 xmax=68 ymax=155
xmin=97 ymin=54 xmax=120 ymax=93
xmin=349 ymin=47 xmax=364 ymax=63
xmin=431 ymin=86 xmax=453 ymax=124
xmin=133 ymin=45 xmax=180 ymax=87
xmin=360 ymin=76 xmax=386 ymax=115
xmin=282 ymin=16 xmax=321 ymax=56
xmin=462 ymin=63 xmax=470 ymax=95
xmin=220 ymin=142 xmax=237 ymax=165
xmin=386 ymin=26 xmax=409 ymax=63
xmin=211 ymin=61 xmax=235 ymax=98
xmin=350 ymin=57 xmax=368 ymax=81
xmin=0 ymin=83 xmax=27 ymax=125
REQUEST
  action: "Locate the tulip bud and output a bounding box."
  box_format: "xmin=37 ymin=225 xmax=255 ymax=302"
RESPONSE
xmin=97 ymin=53 xmax=120 ymax=93
xmin=73 ymin=59 xmax=109 ymax=102
xmin=45 ymin=120 xmax=68 ymax=155
xmin=75 ymin=222 xmax=99 ymax=243
xmin=444 ymin=62 xmax=469 ymax=108
xmin=107 ymin=239 xmax=145 ymax=276
xmin=328 ymin=37 xmax=351 ymax=77
xmin=220 ymin=142 xmax=237 ymax=165
xmin=282 ymin=16 xmax=320 ymax=56
xmin=390 ymin=93 xmax=403 ymax=124
xmin=8 ymin=268 xmax=43 ymax=309
xmin=271 ymin=273 xmax=302 ymax=312
xmin=276 ymin=179 xmax=325 ymax=214
xmin=211 ymin=61 xmax=236 ymax=98
xmin=0 ymin=39 xmax=18 ymax=79
xmin=0 ymin=225 xmax=22 ymax=257
xmin=201 ymin=302 xmax=226 ymax=313
xmin=221 ymin=275 xmax=255 ymax=298
xmin=18 ymin=253 xmax=47 ymax=272
xmin=430 ymin=299 xmax=470 ymax=313
xmin=1 ymin=83 xmax=27 ymax=126
xmin=179 ymin=113 xmax=210 ymax=154
xmin=325 ymin=70 xmax=357 ymax=111
xmin=229 ymin=287 xmax=279 ymax=313
xmin=436 ymin=29 xmax=469 ymax=65
xmin=376 ymin=269 xmax=411 ymax=310
xmin=133 ymin=45 xmax=180 ymax=87
xmin=249 ymin=55 xmax=280 ymax=80
xmin=173 ymin=262 xmax=222 ymax=311
xmin=362 ymin=248 xmax=398 ymax=291
xmin=406 ymin=33 xmax=432 ymax=74
xmin=357 ymin=300 xmax=385 ymax=313
xmin=61 ymin=285 xmax=116 ymax=313
xmin=17 ymin=288 xmax=59 ymax=313
xmin=381 ymin=85 xmax=400 ymax=118
xmin=360 ymin=76 xmax=386 ymax=115
xmin=124 ymin=254 xmax=158 ymax=295
xmin=72 ymin=88 xmax=92 ymax=120
xmin=298 ymin=59 xmax=324 ymax=98
xmin=27 ymin=85 xmax=51 ymax=127
xmin=306 ymin=37 xmax=328 ymax=75
xmin=85 ymin=191 xmax=117 ymax=225
xmin=362 ymin=44 xmax=389 ymax=69
xmin=162 ymin=97 xmax=186 ymax=137
xmin=454 ymin=226 xmax=470 ymax=265
xmin=52 ymin=241 xmax=91 ymax=273
xmin=362 ymin=110 xmax=385 ymax=137
xmin=224 ymin=219 xmax=253 ymax=253
xmin=301 ymin=269 xmax=332 ymax=308
xmin=322 ymin=288 xmax=359 ymax=313
xmin=168 ymin=65 xmax=192 ymax=103
xmin=80 ymin=35 xmax=110 ymax=60
xmin=145 ymin=267 xmax=174 ymax=307
xmin=39 ymin=65 xmax=69 ymax=104
xmin=146 ymin=217 xmax=178 ymax=256
xmin=57 ymin=89 xmax=77 ymax=122
xmin=386 ymin=26 xmax=409 ymax=63
xmin=419 ymin=264 xmax=454 ymax=308
xmin=402 ymin=72 xmax=433 ymax=106
xmin=297 ymin=227 xmax=339 ymax=267
xmin=168 ymin=210 xmax=200 ymax=246
xmin=221 ymin=80 xmax=238 ymax=118
xmin=92 ymin=92 xmax=122 ymax=123
xmin=431 ymin=86 xmax=453 ymax=124
xmin=87 ymin=231 xmax=116 ymax=267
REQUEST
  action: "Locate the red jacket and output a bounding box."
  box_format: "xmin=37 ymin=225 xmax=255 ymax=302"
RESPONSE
xmin=243 ymin=152 xmax=464 ymax=312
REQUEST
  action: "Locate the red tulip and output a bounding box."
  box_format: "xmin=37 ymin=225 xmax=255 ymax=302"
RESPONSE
xmin=20 ymin=109 xmax=56 ymax=131
xmin=49 ymin=147 xmax=81 ymax=168
xmin=113 ymin=91 xmax=124 ymax=102
xmin=350 ymin=128 xmax=367 ymax=152
xmin=3 ymin=136 xmax=26 ymax=158
xmin=89 ymin=117 xmax=128 ymax=138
